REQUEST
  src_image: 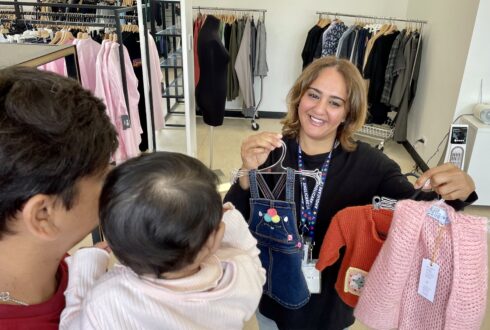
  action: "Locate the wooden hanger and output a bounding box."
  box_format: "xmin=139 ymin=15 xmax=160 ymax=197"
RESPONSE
xmin=318 ymin=16 xmax=331 ymax=29
xmin=50 ymin=30 xmax=62 ymax=44
xmin=384 ymin=21 xmax=398 ymax=35
xmin=60 ymin=29 xmax=75 ymax=44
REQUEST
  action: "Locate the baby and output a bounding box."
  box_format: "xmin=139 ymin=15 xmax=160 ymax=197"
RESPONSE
xmin=60 ymin=152 xmax=265 ymax=330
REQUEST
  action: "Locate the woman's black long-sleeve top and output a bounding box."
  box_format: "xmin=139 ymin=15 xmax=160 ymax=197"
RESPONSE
xmin=224 ymin=137 xmax=476 ymax=330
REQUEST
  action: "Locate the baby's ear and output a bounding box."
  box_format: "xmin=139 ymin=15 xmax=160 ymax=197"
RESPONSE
xmin=209 ymin=222 xmax=226 ymax=254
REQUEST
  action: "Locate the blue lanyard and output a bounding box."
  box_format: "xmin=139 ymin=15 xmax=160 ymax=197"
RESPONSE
xmin=298 ymin=143 xmax=333 ymax=242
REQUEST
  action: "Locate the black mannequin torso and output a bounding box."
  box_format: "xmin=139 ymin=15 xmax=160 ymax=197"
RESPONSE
xmin=195 ymin=15 xmax=230 ymax=126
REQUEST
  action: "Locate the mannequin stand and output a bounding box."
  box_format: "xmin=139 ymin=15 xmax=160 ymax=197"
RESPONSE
xmin=208 ymin=126 xmax=225 ymax=182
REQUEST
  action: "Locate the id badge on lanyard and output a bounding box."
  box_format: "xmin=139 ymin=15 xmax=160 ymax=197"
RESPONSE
xmin=298 ymin=143 xmax=335 ymax=294
xmin=302 ymin=239 xmax=321 ymax=293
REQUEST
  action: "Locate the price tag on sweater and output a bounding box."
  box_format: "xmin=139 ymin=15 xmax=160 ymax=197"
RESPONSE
xmin=418 ymin=258 xmax=440 ymax=302
xmin=427 ymin=205 xmax=449 ymax=225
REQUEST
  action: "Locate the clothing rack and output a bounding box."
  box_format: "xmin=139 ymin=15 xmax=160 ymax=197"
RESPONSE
xmin=316 ymin=11 xmax=427 ymax=25
xmin=192 ymin=6 xmax=267 ymax=131
xmin=0 ymin=1 xmax=139 ymax=121
xmin=315 ymin=11 xmax=426 ymax=146
xmin=193 ymin=6 xmax=266 ymax=22
xmin=0 ymin=9 xmax=137 ymax=21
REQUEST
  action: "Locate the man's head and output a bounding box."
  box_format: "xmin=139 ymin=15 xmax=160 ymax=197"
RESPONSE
xmin=0 ymin=67 xmax=118 ymax=248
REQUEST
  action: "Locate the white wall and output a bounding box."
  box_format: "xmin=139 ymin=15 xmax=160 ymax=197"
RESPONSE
xmin=454 ymin=0 xmax=490 ymax=118
xmin=404 ymin=0 xmax=480 ymax=165
xmin=190 ymin=0 xmax=485 ymax=168
xmin=191 ymin=0 xmax=409 ymax=113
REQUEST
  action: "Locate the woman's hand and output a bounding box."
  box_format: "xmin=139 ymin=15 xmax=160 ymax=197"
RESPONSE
xmin=240 ymin=132 xmax=283 ymax=170
xmin=238 ymin=132 xmax=283 ymax=190
xmin=415 ymin=163 xmax=476 ymax=201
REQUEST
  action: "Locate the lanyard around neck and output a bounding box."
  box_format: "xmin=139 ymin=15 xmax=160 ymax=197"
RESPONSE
xmin=298 ymin=143 xmax=334 ymax=242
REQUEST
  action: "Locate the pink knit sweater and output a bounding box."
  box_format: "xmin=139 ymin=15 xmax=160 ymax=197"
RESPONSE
xmin=354 ymin=200 xmax=488 ymax=330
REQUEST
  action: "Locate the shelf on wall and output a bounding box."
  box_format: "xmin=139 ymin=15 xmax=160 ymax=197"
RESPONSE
xmin=155 ymin=25 xmax=182 ymax=37
xmin=162 ymin=74 xmax=184 ymax=98
xmin=160 ymin=49 xmax=183 ymax=68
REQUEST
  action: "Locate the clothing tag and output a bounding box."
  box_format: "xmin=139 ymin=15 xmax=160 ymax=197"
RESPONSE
xmin=427 ymin=205 xmax=449 ymax=225
xmin=418 ymin=258 xmax=439 ymax=302
xmin=121 ymin=115 xmax=131 ymax=130
xmin=302 ymin=260 xmax=321 ymax=294
xmin=344 ymin=267 xmax=368 ymax=296
xmin=302 ymin=241 xmax=311 ymax=264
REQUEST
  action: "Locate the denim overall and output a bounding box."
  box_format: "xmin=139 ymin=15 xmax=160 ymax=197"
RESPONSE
xmin=248 ymin=169 xmax=310 ymax=309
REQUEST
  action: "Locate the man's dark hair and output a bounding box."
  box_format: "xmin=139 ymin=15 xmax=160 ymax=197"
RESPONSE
xmin=99 ymin=152 xmax=223 ymax=277
xmin=0 ymin=67 xmax=118 ymax=238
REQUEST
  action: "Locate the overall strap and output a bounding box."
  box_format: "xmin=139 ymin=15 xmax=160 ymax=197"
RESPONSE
xmin=285 ymin=168 xmax=295 ymax=202
xmin=249 ymin=170 xmax=261 ymax=198
xmin=271 ymin=173 xmax=287 ymax=199
xmin=256 ymin=172 xmax=275 ymax=200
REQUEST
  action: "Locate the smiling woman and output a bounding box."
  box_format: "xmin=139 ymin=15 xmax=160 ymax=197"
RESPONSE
xmin=282 ymin=56 xmax=367 ymax=154
xmin=224 ymin=56 xmax=477 ymax=330
xmin=297 ymin=68 xmax=348 ymax=153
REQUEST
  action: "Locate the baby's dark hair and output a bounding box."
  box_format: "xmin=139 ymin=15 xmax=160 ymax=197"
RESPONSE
xmin=99 ymin=151 xmax=223 ymax=277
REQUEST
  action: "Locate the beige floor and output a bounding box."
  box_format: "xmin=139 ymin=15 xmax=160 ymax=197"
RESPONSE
xmin=73 ymin=116 xmax=490 ymax=329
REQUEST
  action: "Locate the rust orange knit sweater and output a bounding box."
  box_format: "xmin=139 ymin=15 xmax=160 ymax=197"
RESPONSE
xmin=316 ymin=205 xmax=393 ymax=307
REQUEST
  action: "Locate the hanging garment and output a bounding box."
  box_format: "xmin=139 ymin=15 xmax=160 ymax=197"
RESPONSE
xmin=38 ymin=37 xmax=73 ymax=76
xmin=224 ymin=22 xmax=232 ymax=50
xmin=195 ymin=15 xmax=230 ymax=127
xmin=354 ymin=200 xmax=488 ymax=330
xmin=408 ymin=34 xmax=423 ymax=108
xmin=234 ymin=18 xmax=255 ymax=109
xmin=321 ymin=21 xmax=348 ymax=57
xmin=123 ymin=32 xmax=163 ymax=149
xmin=364 ymin=32 xmax=399 ymax=124
xmin=301 ymin=24 xmax=326 ymax=69
xmin=393 ymin=34 xmax=422 ymax=142
xmin=335 ymin=25 xmax=356 ymax=59
xmin=236 ymin=18 xmax=245 ymax=50
xmin=348 ymin=27 xmax=360 ymax=63
xmin=94 ymin=40 xmax=122 ymax=161
xmin=316 ymin=205 xmax=392 ymax=308
xmin=74 ymin=37 xmax=101 ymax=93
xmin=253 ymin=19 xmax=268 ymax=77
xmin=93 ymin=39 xmax=142 ymax=162
xmin=248 ymin=169 xmax=310 ymax=309
xmin=193 ymin=15 xmax=203 ymax=87
xmin=147 ymin=34 xmax=164 ymax=130
xmin=388 ymin=32 xmax=413 ymax=108
xmin=122 ymin=32 xmax=147 ymax=151
xmin=108 ymin=42 xmax=141 ymax=161
xmin=355 ymin=28 xmax=371 ymax=72
xmin=122 ymin=45 xmax=143 ymax=149
xmin=250 ymin=18 xmax=257 ymax=74
xmin=380 ymin=30 xmax=406 ymax=105
xmin=226 ymin=20 xmax=240 ymax=100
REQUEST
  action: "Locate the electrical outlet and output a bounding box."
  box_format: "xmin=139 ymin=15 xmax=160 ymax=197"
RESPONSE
xmin=415 ymin=136 xmax=427 ymax=146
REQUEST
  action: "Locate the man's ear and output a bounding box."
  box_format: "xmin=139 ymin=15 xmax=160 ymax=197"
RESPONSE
xmin=21 ymin=194 xmax=60 ymax=241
